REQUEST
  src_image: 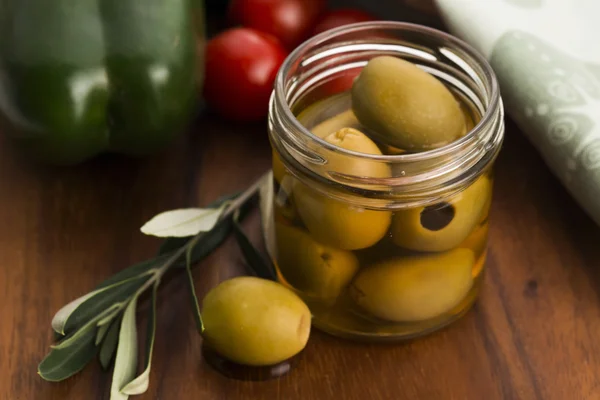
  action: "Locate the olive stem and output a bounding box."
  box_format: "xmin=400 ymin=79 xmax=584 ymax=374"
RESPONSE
xmin=174 ymin=171 xmax=270 ymax=336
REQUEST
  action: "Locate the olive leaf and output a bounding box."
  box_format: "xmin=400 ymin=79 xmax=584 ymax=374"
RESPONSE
xmin=38 ymin=327 xmax=98 ymax=382
xmin=183 ymin=243 xmax=204 ymax=333
xmin=140 ymin=203 xmax=228 ymax=238
xmin=159 ymin=216 xmax=233 ymax=268
xmin=52 ymin=274 xmax=152 ymax=336
xmin=51 ymin=290 xmax=103 ymax=335
xmin=97 ymin=306 xmax=123 ymax=327
xmin=96 ymin=324 xmax=111 ymax=346
xmin=99 ymin=319 xmax=121 ymax=371
xmin=120 ymin=282 xmax=159 ymax=395
xmin=96 ymin=319 xmax=113 ymax=346
xmin=158 ymin=193 xmax=255 ymax=268
xmin=110 ymin=298 xmax=139 ymax=400
xmin=95 ymin=306 xmax=123 ymax=346
xmin=51 ymin=304 xmax=121 ymax=350
xmin=232 ymin=208 xmax=276 ymax=281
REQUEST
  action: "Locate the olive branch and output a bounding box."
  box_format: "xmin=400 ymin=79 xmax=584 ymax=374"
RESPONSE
xmin=38 ymin=172 xmax=276 ymax=400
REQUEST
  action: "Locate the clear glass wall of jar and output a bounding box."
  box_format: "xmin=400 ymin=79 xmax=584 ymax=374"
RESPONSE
xmin=267 ymin=22 xmax=504 ymax=341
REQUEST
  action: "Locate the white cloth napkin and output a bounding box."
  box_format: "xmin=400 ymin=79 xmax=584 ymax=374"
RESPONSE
xmin=436 ymin=0 xmax=600 ymax=225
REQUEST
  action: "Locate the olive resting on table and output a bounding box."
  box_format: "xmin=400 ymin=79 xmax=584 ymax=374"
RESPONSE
xmin=201 ymin=276 xmax=311 ymax=366
xmin=349 ymin=248 xmax=475 ymax=322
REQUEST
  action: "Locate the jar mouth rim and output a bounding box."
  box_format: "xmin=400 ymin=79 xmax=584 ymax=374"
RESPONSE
xmin=274 ymin=20 xmax=500 ymax=162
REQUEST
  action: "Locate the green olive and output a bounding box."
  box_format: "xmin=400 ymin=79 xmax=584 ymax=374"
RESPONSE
xmin=349 ymin=248 xmax=475 ymax=322
xmin=275 ymin=223 xmax=359 ymax=302
xmin=294 ymin=182 xmax=391 ymax=250
xmin=351 ymin=56 xmax=466 ymax=151
xmin=201 ymin=276 xmax=311 ymax=366
xmin=320 ymin=127 xmax=389 ymax=176
xmin=274 ymin=109 xmax=361 ymax=183
xmin=293 ymin=127 xmax=391 ymax=250
xmin=310 ymin=109 xmax=361 ymax=138
xmin=391 ymin=175 xmax=492 ymax=252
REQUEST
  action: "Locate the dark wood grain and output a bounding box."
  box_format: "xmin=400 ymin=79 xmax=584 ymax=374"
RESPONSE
xmin=2 ymin=112 xmax=600 ymax=400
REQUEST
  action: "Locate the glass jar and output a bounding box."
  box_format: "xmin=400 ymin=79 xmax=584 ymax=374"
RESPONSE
xmin=267 ymin=21 xmax=504 ymax=341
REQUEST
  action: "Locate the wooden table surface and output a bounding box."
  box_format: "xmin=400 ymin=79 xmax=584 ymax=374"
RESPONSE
xmin=2 ymin=111 xmax=600 ymax=400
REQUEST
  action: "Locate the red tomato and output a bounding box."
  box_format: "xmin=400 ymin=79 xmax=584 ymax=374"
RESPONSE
xmin=227 ymin=0 xmax=326 ymax=50
xmin=312 ymin=9 xmax=378 ymax=35
xmin=203 ymin=28 xmax=287 ymax=122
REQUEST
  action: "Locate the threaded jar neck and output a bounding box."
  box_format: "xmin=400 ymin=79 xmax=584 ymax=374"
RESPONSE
xmin=269 ymin=21 xmax=504 ymax=209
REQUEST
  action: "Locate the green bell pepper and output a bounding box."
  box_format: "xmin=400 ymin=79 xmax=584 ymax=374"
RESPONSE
xmin=0 ymin=0 xmax=204 ymax=165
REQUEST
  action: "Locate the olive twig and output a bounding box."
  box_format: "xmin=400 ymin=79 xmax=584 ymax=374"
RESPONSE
xmin=38 ymin=171 xmax=271 ymax=399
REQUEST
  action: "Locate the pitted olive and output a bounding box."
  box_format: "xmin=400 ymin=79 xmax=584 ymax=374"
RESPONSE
xmin=391 ymin=175 xmax=492 ymax=252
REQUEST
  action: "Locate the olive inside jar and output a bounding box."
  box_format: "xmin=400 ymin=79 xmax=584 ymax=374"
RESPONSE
xmin=267 ymin=22 xmax=504 ymax=340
